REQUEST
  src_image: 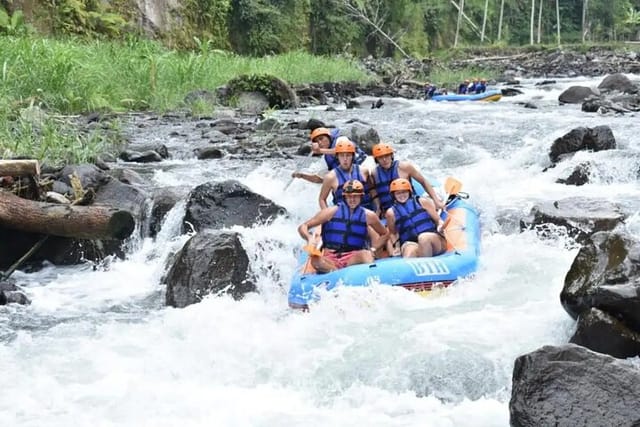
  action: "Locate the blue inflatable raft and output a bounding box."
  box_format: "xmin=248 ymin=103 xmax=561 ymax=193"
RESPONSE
xmin=288 ymin=194 xmax=481 ymax=309
xmin=431 ymin=89 xmax=502 ymax=102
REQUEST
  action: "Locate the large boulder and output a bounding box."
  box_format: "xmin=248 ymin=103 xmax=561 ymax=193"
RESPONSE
xmin=165 ymin=230 xmax=255 ymax=307
xmin=570 ymin=307 xmax=640 ymax=359
xmin=510 ymin=344 xmax=640 ymax=427
xmin=558 ymin=85 xmax=599 ymax=104
xmin=549 ymin=126 xmax=616 ymax=163
xmin=561 ymin=230 xmax=640 ymax=327
xmin=183 ymin=180 xmax=285 ymax=232
xmin=597 ymin=73 xmax=638 ymax=94
xmin=225 ymin=74 xmax=299 ymax=109
xmin=520 ymin=197 xmax=625 ymax=243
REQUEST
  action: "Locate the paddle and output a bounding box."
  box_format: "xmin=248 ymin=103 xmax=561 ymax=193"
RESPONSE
xmin=443 ymin=177 xmax=463 ymax=204
xmin=283 ymin=151 xmax=315 ymax=190
xmin=302 ymin=242 xmax=322 ymax=257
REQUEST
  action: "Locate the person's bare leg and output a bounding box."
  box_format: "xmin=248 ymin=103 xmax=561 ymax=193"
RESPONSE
xmin=345 ymin=249 xmax=374 ymax=267
xmin=401 ymin=242 xmax=419 ymax=258
xmin=311 ymin=255 xmax=337 ymax=273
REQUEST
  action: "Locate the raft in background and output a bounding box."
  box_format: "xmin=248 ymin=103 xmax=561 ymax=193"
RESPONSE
xmin=431 ymin=89 xmax=502 ymax=102
xmin=288 ymin=194 xmax=481 ymax=309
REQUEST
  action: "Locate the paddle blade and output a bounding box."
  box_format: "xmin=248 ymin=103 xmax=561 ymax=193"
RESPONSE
xmin=444 ymin=177 xmax=463 ymax=196
xmin=303 ymin=244 xmax=322 ymax=257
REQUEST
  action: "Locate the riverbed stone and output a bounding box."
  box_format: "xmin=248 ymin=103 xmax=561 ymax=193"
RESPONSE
xmin=165 ymin=230 xmax=255 ymax=307
xmin=510 ymin=344 xmax=640 ymax=427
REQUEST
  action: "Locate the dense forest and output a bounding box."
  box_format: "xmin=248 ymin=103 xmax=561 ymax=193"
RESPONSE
xmin=1 ymin=0 xmax=640 ymax=56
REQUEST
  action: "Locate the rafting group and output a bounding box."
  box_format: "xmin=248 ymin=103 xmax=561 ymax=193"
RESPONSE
xmin=290 ymin=127 xmax=450 ymax=273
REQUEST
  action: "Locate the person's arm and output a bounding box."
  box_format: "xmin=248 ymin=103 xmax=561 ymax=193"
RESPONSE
xmin=419 ymin=197 xmax=444 ymax=232
xmin=291 ymin=171 xmax=323 ymax=184
xmin=354 ymin=147 xmax=368 ymax=165
xmin=403 ymin=162 xmax=445 ymax=211
xmin=298 ymin=206 xmax=336 ymax=242
xmin=366 ymin=210 xmax=389 ymax=250
xmin=366 ymin=173 xmax=381 ymax=215
xmin=318 ymin=173 xmax=334 ymax=209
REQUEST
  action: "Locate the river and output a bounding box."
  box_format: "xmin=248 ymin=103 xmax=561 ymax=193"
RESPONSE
xmin=1 ymin=77 xmax=639 ymax=426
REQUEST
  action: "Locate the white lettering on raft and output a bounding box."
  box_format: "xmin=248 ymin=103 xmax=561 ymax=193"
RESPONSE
xmin=406 ymin=259 xmax=450 ymax=276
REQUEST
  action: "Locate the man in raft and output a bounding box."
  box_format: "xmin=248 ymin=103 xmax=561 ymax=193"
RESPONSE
xmin=298 ymin=180 xmax=388 ymax=272
xmin=290 ymin=127 xmax=368 ymax=184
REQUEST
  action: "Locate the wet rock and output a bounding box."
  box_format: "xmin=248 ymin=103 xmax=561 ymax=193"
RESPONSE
xmin=510 ymin=344 xmax=640 ymax=427
xmin=255 ymin=118 xmax=282 ymax=131
xmin=556 ymin=162 xmax=591 ymax=186
xmin=183 ymin=180 xmax=286 ymax=232
xmin=119 ymin=150 xmax=164 ymax=163
xmin=570 ymin=307 xmax=640 ymax=359
xmin=58 ymin=164 xmax=110 ymax=192
xmin=520 ymin=197 xmax=625 ymax=243
xmin=226 ymin=74 xmax=299 ymax=109
xmin=558 ymin=86 xmax=599 ymax=104
xmin=597 ymin=73 xmax=638 ymax=94
xmin=109 ymin=169 xmax=147 ymax=187
xmin=561 ymin=230 xmax=640 ymax=325
xmin=500 ymin=87 xmax=524 ymax=97
xmin=194 ymin=147 xmax=223 ymax=160
xmin=0 ymin=280 xmax=31 ymax=305
xmin=549 ymin=126 xmax=616 ymax=163
xmin=165 ymin=230 xmax=255 ymax=307
xmin=149 ymin=186 xmax=189 ymax=237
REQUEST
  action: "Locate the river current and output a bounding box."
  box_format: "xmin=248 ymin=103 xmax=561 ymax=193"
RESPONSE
xmin=1 ymin=77 xmax=639 ymax=427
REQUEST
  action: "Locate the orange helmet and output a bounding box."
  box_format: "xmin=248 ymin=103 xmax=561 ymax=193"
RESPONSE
xmin=310 ymin=127 xmax=330 ymax=142
xmin=342 ymin=180 xmax=364 ymax=195
xmin=372 ymin=143 xmax=394 ymax=158
xmin=334 ymin=137 xmax=355 ymax=154
xmin=390 ymin=178 xmax=412 ymax=193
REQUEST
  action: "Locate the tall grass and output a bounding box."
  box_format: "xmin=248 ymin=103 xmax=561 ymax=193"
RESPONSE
xmin=0 ymin=36 xmax=371 ymax=114
xmin=0 ymin=36 xmax=371 ymax=163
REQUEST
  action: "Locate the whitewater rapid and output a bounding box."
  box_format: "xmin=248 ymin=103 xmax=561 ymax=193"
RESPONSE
xmin=1 ymin=76 xmax=639 ymax=427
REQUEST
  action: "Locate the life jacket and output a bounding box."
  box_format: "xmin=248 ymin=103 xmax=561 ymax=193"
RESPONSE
xmin=323 ymin=128 xmax=342 ymax=170
xmin=458 ymin=83 xmax=468 ymax=94
xmin=321 ymin=202 xmax=368 ymax=251
xmin=373 ymin=160 xmax=400 ymax=212
xmin=392 ymin=196 xmax=436 ymax=244
xmin=333 ymin=165 xmax=372 ymax=208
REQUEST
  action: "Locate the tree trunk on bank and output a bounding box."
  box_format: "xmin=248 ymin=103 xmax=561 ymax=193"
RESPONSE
xmin=0 ymin=160 xmax=40 ymax=177
xmin=455 ymin=0 xmax=464 ymax=47
xmin=537 ymin=0 xmax=543 ymax=43
xmin=0 ymin=190 xmax=135 ymax=240
xmin=530 ymin=0 xmax=535 ymax=45
xmin=556 ymin=0 xmax=562 ymax=46
xmin=498 ymin=0 xmax=505 ymax=41
xmin=481 ymin=0 xmax=489 ymax=42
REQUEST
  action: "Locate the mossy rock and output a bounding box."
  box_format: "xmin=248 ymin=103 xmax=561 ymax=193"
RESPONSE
xmin=226 ymin=74 xmax=299 ymax=109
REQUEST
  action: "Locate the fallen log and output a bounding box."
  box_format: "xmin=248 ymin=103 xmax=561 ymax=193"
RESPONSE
xmin=0 ymin=160 xmax=40 ymax=177
xmin=0 ymin=190 xmax=134 ymax=240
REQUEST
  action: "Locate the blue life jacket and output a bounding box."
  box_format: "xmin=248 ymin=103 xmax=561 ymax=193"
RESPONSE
xmin=323 ymin=129 xmax=342 ymax=170
xmin=458 ymin=84 xmax=468 ymax=94
xmin=324 ymin=129 xmax=368 ymax=171
xmin=373 ymin=160 xmax=400 ymax=212
xmin=392 ymin=196 xmax=436 ymax=244
xmin=321 ymin=202 xmax=368 ymax=251
xmin=475 ymin=83 xmax=486 ymax=93
xmin=333 ymin=165 xmax=372 ymax=208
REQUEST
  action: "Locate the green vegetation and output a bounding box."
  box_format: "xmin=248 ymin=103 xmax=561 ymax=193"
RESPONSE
xmin=0 ymin=37 xmax=369 ymax=114
xmin=0 ymin=36 xmax=369 ymax=164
